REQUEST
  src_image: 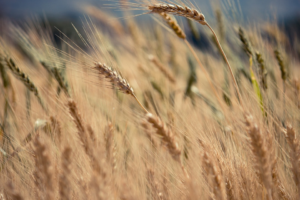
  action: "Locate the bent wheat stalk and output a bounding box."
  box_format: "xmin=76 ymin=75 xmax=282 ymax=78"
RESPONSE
xmin=245 ymin=114 xmax=272 ymax=200
xmin=158 ymin=12 xmax=226 ymax=115
xmin=5 ymin=57 xmax=48 ymax=113
xmin=149 ymin=3 xmax=244 ymax=111
xmin=145 ymin=113 xmax=189 ymax=179
xmin=94 ymin=62 xmax=148 ymax=113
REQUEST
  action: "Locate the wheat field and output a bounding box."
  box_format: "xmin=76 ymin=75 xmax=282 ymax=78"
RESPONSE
xmin=0 ymin=0 xmax=300 ymax=199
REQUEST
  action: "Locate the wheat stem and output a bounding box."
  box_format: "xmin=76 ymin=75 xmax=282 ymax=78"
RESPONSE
xmin=205 ymin=22 xmax=244 ymax=111
xmin=133 ymin=94 xmax=149 ymax=113
xmin=94 ymin=62 xmax=148 ymax=113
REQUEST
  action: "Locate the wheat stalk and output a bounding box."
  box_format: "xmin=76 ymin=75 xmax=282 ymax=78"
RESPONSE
xmin=67 ymin=99 xmax=90 ymax=156
xmin=286 ymin=124 xmax=300 ymax=199
xmin=145 ymin=113 xmax=189 ymax=179
xmin=145 ymin=113 xmax=181 ymax=160
xmin=41 ymin=62 xmax=70 ymax=97
xmin=104 ymin=122 xmax=117 ymax=172
xmin=141 ymin=119 xmax=158 ymax=148
xmin=33 ymin=135 xmax=54 ymax=200
xmin=5 ymin=57 xmax=48 ymax=113
xmin=67 ymin=99 xmax=105 ymax=174
xmin=274 ymin=49 xmax=287 ymax=119
xmin=274 ymin=50 xmax=287 ymax=82
xmin=147 ymin=168 xmax=163 ymax=200
xmin=238 ymin=28 xmax=253 ymax=57
xmin=149 ymin=4 xmax=206 ymax=25
xmin=59 ymin=147 xmax=72 ymax=200
xmin=202 ymin=151 xmax=226 ymax=200
xmin=159 ymin=12 xmax=186 ymax=39
xmin=245 ymin=114 xmax=272 ymax=199
xmin=256 ymin=52 xmax=268 ymax=91
xmin=157 ymin=11 xmax=225 ymax=114
xmin=148 ymin=3 xmax=244 ymax=111
xmin=94 ymin=62 xmax=148 ymax=113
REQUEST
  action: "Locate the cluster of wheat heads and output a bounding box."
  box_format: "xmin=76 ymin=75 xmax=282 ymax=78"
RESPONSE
xmin=1 ymin=0 xmax=300 ymax=199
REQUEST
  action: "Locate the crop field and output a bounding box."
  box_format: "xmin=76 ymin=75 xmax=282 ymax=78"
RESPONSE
xmin=0 ymin=0 xmax=300 ymax=199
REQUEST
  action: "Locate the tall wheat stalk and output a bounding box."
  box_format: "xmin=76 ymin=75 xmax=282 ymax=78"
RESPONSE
xmin=94 ymin=62 xmax=148 ymax=113
xmin=144 ymin=113 xmax=189 ymax=179
xmin=5 ymin=57 xmax=48 ymax=113
xmin=156 ymin=11 xmax=226 ymax=115
xmin=149 ymin=3 xmax=244 ymax=111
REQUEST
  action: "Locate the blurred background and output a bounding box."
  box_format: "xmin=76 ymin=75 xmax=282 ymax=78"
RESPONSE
xmin=1 ymin=0 xmax=300 ymax=19
xmin=0 ymin=0 xmax=299 ymax=47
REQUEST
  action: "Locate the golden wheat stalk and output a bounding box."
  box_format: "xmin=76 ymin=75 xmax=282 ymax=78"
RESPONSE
xmin=146 ymin=113 xmax=181 ymax=161
xmin=104 ymin=122 xmax=117 ymax=172
xmin=159 ymin=12 xmax=186 ymax=39
xmin=202 ymin=151 xmax=226 ymax=200
xmin=286 ymin=124 xmax=300 ymax=199
xmin=5 ymin=57 xmax=48 ymax=113
xmin=156 ymin=11 xmax=226 ymax=115
xmin=245 ymin=114 xmax=272 ymax=199
xmin=67 ymin=99 xmax=90 ymax=155
xmin=94 ymin=62 xmax=148 ymax=113
xmin=141 ymin=119 xmax=158 ymax=148
xmin=59 ymin=147 xmax=72 ymax=200
xmin=266 ymin=127 xmax=291 ymax=199
xmin=145 ymin=113 xmax=189 ymax=179
xmin=148 ymin=3 xmax=244 ymax=111
xmin=33 ymin=135 xmax=54 ymax=200
xmin=147 ymin=168 xmax=164 ymax=199
xmin=67 ymin=99 xmax=102 ymax=173
xmin=149 ymin=4 xmax=206 ymax=25
xmin=256 ymin=52 xmax=268 ymax=91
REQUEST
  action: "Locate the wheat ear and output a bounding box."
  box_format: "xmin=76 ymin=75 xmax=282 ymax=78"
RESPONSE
xmin=149 ymin=3 xmax=244 ymax=111
xmin=256 ymin=52 xmax=268 ymax=91
xmin=33 ymin=135 xmax=54 ymax=200
xmin=149 ymin=4 xmax=206 ymax=25
xmin=202 ymin=151 xmax=226 ymax=200
xmin=238 ymin=28 xmax=253 ymax=57
xmin=245 ymin=114 xmax=272 ymax=199
xmin=159 ymin=12 xmax=186 ymax=39
xmin=5 ymin=57 xmax=48 ymax=113
xmin=286 ymin=125 xmax=300 ymax=199
xmin=157 ymin=12 xmax=226 ymax=116
xmin=59 ymin=147 xmax=72 ymax=200
xmin=147 ymin=168 xmax=164 ymax=199
xmin=67 ymin=99 xmax=102 ymax=173
xmin=104 ymin=122 xmax=117 ymax=172
xmin=67 ymin=99 xmax=90 ymax=156
xmin=141 ymin=119 xmax=158 ymax=148
xmin=145 ymin=113 xmax=189 ymax=179
xmin=274 ymin=49 xmax=287 ymax=119
xmin=94 ymin=62 xmax=148 ymax=113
